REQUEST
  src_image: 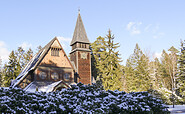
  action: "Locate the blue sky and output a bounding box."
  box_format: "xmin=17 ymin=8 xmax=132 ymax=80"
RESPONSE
xmin=0 ymin=1 xmax=185 ymax=65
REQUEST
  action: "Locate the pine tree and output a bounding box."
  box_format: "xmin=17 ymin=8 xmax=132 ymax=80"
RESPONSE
xmin=91 ymin=36 xmax=106 ymax=82
xmin=160 ymin=50 xmax=172 ymax=89
xmin=15 ymin=47 xmax=25 ymax=70
xmin=1 ymin=46 xmax=34 ymax=87
xmin=125 ymin=43 xmax=151 ymax=92
xmin=103 ymin=29 xmax=123 ymax=90
xmin=153 ymin=58 xmax=164 ymax=88
xmin=2 ymin=51 xmax=21 ymax=86
xmin=125 ymin=60 xmax=136 ymax=92
xmin=23 ymin=48 xmax=33 ymax=67
xmin=91 ymin=30 xmax=123 ymax=91
xmin=177 ymin=40 xmax=185 ymax=97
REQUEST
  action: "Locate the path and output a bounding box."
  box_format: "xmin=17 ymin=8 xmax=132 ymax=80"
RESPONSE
xmin=168 ymin=105 xmax=185 ymax=114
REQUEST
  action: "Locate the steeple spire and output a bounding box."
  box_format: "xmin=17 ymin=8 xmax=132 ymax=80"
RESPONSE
xmin=78 ymin=7 xmax=80 ymax=14
xmin=70 ymin=10 xmax=92 ymax=85
xmin=70 ymin=11 xmax=90 ymax=46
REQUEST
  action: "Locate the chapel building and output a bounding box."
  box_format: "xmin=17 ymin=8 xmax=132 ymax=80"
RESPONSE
xmin=11 ymin=11 xmax=92 ymax=92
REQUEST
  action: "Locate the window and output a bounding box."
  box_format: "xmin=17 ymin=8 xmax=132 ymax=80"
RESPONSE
xmin=51 ymin=72 xmax=59 ymax=81
xmin=64 ymin=73 xmax=70 ymax=80
xmin=86 ymin=44 xmax=89 ymax=49
xmin=80 ymin=43 xmax=86 ymax=48
xmin=39 ymin=72 xmax=47 ymax=79
xmin=51 ymin=48 xmax=60 ymax=56
xmin=82 ymin=44 xmax=85 ymax=48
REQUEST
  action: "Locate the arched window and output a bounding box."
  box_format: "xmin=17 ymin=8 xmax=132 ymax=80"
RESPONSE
xmin=39 ymin=72 xmax=47 ymax=79
xmin=51 ymin=72 xmax=59 ymax=81
xmin=64 ymin=73 xmax=70 ymax=80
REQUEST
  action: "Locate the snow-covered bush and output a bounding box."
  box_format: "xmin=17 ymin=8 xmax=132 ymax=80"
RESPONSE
xmin=0 ymin=83 xmax=170 ymax=113
xmin=148 ymin=88 xmax=185 ymax=105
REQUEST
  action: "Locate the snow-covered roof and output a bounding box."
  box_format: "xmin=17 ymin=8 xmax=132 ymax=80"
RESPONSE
xmin=11 ymin=37 xmax=75 ymax=88
xmin=24 ymin=80 xmax=70 ymax=93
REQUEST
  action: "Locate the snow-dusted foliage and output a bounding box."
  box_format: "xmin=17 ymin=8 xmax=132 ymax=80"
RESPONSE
xmin=0 ymin=83 xmax=170 ymax=113
xmin=148 ymin=88 xmax=185 ymax=105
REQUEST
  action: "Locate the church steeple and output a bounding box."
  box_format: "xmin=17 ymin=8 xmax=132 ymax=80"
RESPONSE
xmin=70 ymin=11 xmax=90 ymax=46
xmin=70 ymin=11 xmax=91 ymax=85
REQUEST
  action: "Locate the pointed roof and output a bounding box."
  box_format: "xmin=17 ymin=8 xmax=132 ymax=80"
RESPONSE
xmin=11 ymin=37 xmax=75 ymax=88
xmin=70 ymin=11 xmax=90 ymax=46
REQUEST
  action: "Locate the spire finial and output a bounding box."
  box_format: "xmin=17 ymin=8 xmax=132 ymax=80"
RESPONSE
xmin=78 ymin=7 xmax=80 ymax=14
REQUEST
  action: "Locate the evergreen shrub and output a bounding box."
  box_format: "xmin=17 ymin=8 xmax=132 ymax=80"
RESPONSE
xmin=0 ymin=83 xmax=170 ymax=113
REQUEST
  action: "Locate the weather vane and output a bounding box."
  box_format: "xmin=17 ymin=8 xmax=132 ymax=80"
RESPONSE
xmin=78 ymin=7 xmax=80 ymax=13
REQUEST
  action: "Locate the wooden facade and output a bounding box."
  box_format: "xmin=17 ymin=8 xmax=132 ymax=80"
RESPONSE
xmin=12 ymin=38 xmax=74 ymax=91
xmin=11 ymin=11 xmax=92 ymax=92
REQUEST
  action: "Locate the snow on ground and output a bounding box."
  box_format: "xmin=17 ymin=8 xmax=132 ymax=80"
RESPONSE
xmin=0 ymin=87 xmax=9 ymax=89
xmin=168 ymin=105 xmax=185 ymax=111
